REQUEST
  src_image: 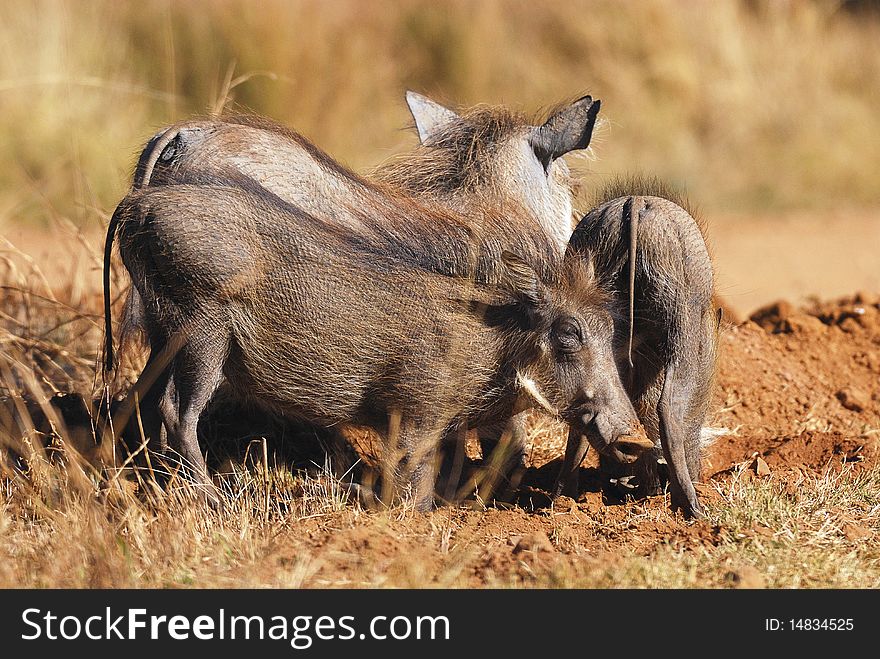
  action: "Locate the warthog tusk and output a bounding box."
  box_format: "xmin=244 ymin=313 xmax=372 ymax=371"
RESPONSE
xmin=610 ymin=475 xmax=639 ymax=490
xmin=515 ymin=372 xmax=558 ymax=416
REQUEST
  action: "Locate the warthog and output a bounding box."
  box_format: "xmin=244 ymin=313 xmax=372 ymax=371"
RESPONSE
xmin=124 ymin=92 xmax=597 ymax=249
xmin=105 ymin=92 xmax=601 ymax=490
xmin=558 ymin=181 xmax=719 ymax=518
xmin=108 ymin=173 xmax=649 ymax=509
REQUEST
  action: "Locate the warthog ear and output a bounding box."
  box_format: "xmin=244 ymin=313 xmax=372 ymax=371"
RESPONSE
xmin=406 ymin=90 xmax=460 ymax=143
xmin=530 ymin=96 xmax=601 ymax=170
xmin=570 ymin=248 xmax=596 ymax=284
xmin=501 ymin=250 xmax=548 ymax=310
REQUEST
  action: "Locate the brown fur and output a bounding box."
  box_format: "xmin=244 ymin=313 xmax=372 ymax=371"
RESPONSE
xmin=103 ymin=95 xmax=607 ymax=503
xmin=104 ymin=95 xmax=603 ymax=493
xmin=111 ymin=177 xmax=642 ymax=509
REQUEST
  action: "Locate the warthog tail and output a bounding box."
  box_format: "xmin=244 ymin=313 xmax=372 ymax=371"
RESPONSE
xmin=102 ymin=204 xmax=123 ymax=374
xmin=104 ymin=126 xmax=182 ymax=375
xmin=133 ymin=126 xmax=183 ymax=190
xmin=625 ymin=196 xmax=645 ymax=378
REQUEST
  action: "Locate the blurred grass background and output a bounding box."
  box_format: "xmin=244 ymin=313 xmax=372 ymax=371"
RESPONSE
xmin=1 ymin=0 xmax=879 ymax=230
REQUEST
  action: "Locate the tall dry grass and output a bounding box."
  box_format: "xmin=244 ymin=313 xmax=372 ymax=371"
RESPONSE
xmin=1 ymin=0 xmax=879 ymax=233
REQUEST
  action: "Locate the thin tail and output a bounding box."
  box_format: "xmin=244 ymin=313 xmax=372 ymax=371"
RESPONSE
xmin=626 ymin=196 xmax=643 ymax=373
xmin=133 ymin=125 xmax=182 ymax=190
xmin=103 ymin=205 xmax=124 ymax=374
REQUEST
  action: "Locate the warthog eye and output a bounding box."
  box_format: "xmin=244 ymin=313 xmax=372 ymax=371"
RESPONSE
xmin=552 ymin=317 xmax=583 ymax=354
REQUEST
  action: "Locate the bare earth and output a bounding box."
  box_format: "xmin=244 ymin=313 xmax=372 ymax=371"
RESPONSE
xmin=708 ymin=209 xmax=880 ymax=320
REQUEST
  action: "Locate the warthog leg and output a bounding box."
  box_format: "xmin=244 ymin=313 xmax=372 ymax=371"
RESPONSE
xmin=554 ymin=426 xmax=590 ymax=499
xmin=114 ymin=342 xmax=174 ymax=456
xmin=158 ymin=328 xmax=228 ymax=505
xmin=475 ymin=412 xmax=528 ymax=502
xmin=390 ymin=414 xmax=446 ymax=512
xmin=658 ymin=361 xmax=703 ymax=519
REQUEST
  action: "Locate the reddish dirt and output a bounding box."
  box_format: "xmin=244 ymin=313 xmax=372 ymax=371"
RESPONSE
xmin=261 ymin=293 xmax=880 ymax=585
xmin=707 ymin=291 xmax=880 ymax=477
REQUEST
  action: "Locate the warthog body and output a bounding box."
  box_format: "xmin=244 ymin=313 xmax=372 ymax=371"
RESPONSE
xmin=128 ymin=92 xmax=597 ymax=250
xmin=105 ymin=93 xmax=601 ymax=489
xmin=110 ymin=173 xmax=648 ymax=509
xmin=561 ymin=185 xmax=718 ymax=517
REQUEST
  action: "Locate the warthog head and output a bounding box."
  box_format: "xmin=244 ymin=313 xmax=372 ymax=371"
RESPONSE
xmin=380 ymin=92 xmax=601 ymax=251
xmin=498 ymin=252 xmax=650 ymax=461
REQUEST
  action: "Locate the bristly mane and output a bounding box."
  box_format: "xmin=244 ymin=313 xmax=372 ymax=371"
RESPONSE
xmin=590 ymin=175 xmax=707 ymax=235
xmin=564 ymin=255 xmax=612 ymax=312
xmin=374 ymin=105 xmax=532 ymax=196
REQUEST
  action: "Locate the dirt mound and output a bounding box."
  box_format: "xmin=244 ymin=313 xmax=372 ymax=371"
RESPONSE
xmin=707 ymin=293 xmax=880 ymax=477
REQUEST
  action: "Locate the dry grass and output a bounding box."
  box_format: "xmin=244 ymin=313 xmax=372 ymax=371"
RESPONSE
xmin=3 ymin=428 xmax=879 ymax=588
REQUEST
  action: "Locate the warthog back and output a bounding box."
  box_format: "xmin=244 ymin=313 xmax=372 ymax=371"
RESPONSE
xmin=564 ymin=188 xmax=718 ymax=518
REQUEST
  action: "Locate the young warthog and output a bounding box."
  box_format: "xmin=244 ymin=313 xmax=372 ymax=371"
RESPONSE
xmin=109 ymin=176 xmax=648 ymax=509
xmin=559 ymin=183 xmax=719 ymax=518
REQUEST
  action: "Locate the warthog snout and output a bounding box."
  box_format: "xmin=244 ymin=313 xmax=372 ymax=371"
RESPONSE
xmin=576 ymin=410 xmax=652 ymax=464
xmin=607 ymin=427 xmax=654 ymax=464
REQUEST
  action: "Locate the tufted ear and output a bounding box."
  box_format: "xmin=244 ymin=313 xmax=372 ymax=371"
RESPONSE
xmin=405 ymin=90 xmax=460 ymax=143
xmin=500 ymin=251 xmax=549 ymax=310
xmin=529 ymin=96 xmax=601 ymax=169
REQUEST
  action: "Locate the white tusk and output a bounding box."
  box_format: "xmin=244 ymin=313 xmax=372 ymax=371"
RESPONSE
xmin=617 ymin=475 xmax=639 ymax=490
xmin=515 ymin=372 xmax=558 ymax=416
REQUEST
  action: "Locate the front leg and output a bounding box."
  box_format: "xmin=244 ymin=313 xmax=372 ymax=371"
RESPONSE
xmin=389 ymin=411 xmax=448 ymax=512
xmin=477 ymin=412 xmax=529 ymax=502
xmin=554 ymin=426 xmax=589 ymax=498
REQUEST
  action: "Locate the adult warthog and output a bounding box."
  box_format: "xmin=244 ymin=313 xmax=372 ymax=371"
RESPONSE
xmin=125 ymin=92 xmax=597 ymax=250
xmin=108 ymin=174 xmax=649 ymax=509
xmin=559 ymin=180 xmax=720 ymax=518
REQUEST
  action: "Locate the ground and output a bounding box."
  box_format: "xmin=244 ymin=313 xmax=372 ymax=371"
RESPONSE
xmin=251 ymin=293 xmax=880 ymax=588
xmin=0 ymin=214 xmax=878 ymax=588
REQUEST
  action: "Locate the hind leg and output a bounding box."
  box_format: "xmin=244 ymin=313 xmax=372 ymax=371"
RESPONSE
xmin=133 ymin=344 xmax=175 ymax=453
xmin=160 ymin=330 xmax=228 ymax=502
xmin=657 ymin=361 xmax=703 ymax=518
xmin=112 ymin=342 xmax=175 ymax=456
